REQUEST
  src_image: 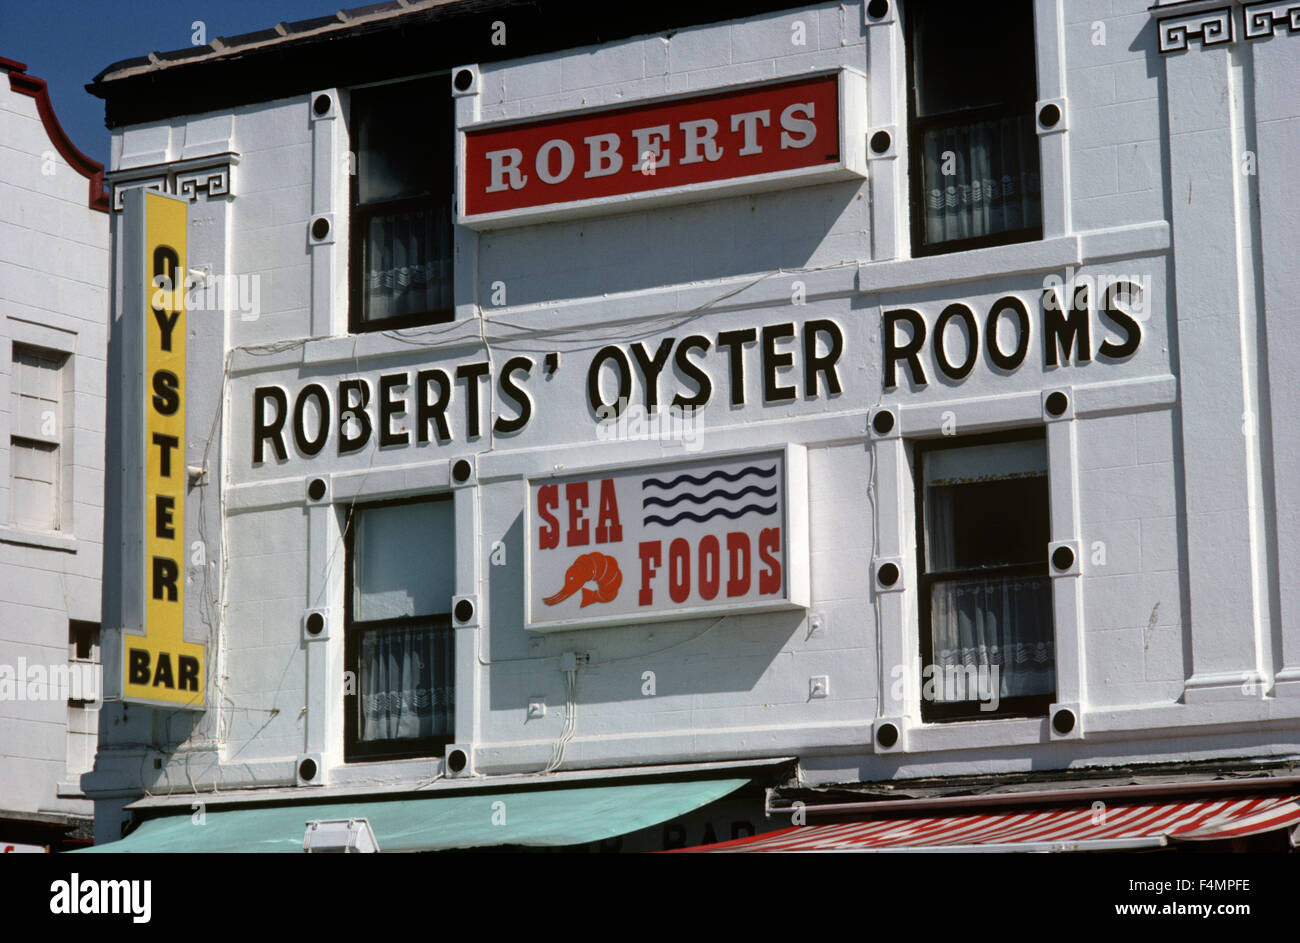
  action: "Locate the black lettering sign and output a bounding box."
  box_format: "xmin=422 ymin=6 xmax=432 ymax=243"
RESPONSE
xmin=986 ymin=296 xmax=1031 ymax=371
xmin=762 ymin=323 xmax=797 ymax=402
xmin=128 ymin=649 xmax=151 ymax=685
xmin=152 ymin=557 xmax=178 ymax=602
xmin=883 ymin=309 xmax=927 ymax=388
xmin=417 ymin=369 xmax=453 ymax=444
xmin=456 ymin=363 xmax=491 ymax=438
xmin=588 ymin=346 xmax=632 ymax=417
xmin=1043 ymin=284 xmax=1091 ymax=367
xmin=252 ymin=387 xmax=288 ymax=463
xmin=378 ymin=373 xmax=410 ymax=448
xmin=338 ymin=378 xmax=372 ymax=454
xmin=293 ymin=384 xmax=330 ymax=456
xmin=494 ymin=357 xmax=534 ymax=434
xmin=803 ymin=319 xmax=843 ymax=397
xmin=151 ymin=370 xmax=180 ymax=415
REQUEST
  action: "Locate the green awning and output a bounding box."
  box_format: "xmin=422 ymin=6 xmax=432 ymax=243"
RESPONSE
xmin=75 ymin=778 xmax=748 ymax=853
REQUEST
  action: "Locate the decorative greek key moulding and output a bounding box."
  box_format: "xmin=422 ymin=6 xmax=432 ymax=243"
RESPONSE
xmin=107 ymin=152 xmax=239 ymax=212
xmin=1157 ymin=5 xmax=1234 ymax=52
xmin=1155 ymin=1 xmax=1300 ymax=53
xmin=1241 ymin=1 xmax=1300 ymax=38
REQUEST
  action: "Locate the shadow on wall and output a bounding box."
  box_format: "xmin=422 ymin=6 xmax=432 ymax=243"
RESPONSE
xmin=477 ymin=179 xmax=865 ymax=308
xmin=486 ymin=512 xmax=811 ymax=708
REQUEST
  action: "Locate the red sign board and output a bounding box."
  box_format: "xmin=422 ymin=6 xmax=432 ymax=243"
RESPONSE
xmin=461 ymin=71 xmax=859 ymax=226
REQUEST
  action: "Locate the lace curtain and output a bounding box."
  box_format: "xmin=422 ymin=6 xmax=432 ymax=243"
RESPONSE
xmin=929 ymin=576 xmax=1055 ymax=701
xmin=359 ymin=623 xmax=454 ymax=742
xmin=923 ymin=440 xmax=1053 ymax=703
xmin=920 ymin=114 xmax=1041 ymax=245
xmin=363 ymin=207 xmax=452 ymax=323
xmin=353 ymin=499 xmax=456 ymax=743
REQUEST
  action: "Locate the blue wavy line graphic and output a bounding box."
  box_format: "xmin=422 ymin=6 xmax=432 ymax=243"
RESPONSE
xmin=642 ymin=465 xmax=776 ymax=490
xmin=643 ymin=484 xmax=777 ymax=509
xmin=643 ymin=503 xmax=778 ymax=528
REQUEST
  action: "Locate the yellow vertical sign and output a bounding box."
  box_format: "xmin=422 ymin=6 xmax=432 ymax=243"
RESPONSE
xmin=123 ymin=192 xmax=205 ymax=707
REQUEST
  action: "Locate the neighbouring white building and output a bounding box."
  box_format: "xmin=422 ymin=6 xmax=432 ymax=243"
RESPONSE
xmin=81 ymin=0 xmax=1300 ymax=853
xmin=0 ymin=56 xmax=109 ymax=852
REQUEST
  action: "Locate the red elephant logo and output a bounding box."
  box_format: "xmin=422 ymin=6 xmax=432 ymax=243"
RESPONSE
xmin=544 ymin=552 xmax=623 ymax=608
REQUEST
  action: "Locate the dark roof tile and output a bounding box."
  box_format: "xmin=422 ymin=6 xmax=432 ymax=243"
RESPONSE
xmin=342 ymin=1 xmax=406 ymax=17
xmin=281 ymin=13 xmax=348 ymax=33
xmin=153 ymin=46 xmax=210 ymax=63
xmin=217 ymin=27 xmax=287 ymax=47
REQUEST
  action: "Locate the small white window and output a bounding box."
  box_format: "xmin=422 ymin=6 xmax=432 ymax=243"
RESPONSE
xmin=10 ymin=344 xmax=68 ymax=532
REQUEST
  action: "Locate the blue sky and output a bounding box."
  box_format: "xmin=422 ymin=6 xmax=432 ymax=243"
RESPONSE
xmin=1 ymin=0 xmax=346 ymax=166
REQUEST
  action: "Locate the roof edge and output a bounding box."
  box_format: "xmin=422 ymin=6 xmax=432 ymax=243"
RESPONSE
xmin=84 ymin=0 xmax=813 ymax=130
xmin=90 ymin=0 xmax=456 ymax=89
xmin=4 ymin=57 xmax=109 ymax=213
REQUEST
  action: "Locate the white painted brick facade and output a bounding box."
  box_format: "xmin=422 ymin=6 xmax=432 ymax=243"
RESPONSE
xmin=85 ymin=0 xmax=1300 ymax=841
xmin=0 ymin=61 xmax=108 ymax=841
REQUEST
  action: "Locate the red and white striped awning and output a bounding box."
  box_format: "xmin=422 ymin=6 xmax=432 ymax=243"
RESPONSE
xmin=680 ymin=793 xmax=1300 ymax=852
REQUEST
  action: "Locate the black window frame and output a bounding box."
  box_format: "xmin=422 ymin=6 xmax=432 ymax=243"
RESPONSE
xmin=347 ymin=75 xmax=456 ymax=334
xmin=903 ymin=0 xmax=1043 ymax=258
xmin=913 ymin=426 xmax=1055 ymax=722
xmin=343 ymin=492 xmax=455 ymax=762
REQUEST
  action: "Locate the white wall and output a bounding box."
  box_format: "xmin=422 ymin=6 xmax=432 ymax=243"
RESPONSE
xmin=0 ymin=65 xmax=108 ymax=827
xmin=87 ymin=0 xmax=1300 ymax=823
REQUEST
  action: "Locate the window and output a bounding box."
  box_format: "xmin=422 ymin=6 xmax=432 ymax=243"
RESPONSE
xmin=67 ymin=620 xmax=100 ymax=778
xmin=349 ymin=77 xmax=455 ymax=332
xmin=915 ymin=430 xmax=1055 ymax=720
xmin=344 ymin=495 xmax=456 ymax=761
xmin=10 ymin=344 xmax=68 ymax=531
xmin=905 ymin=0 xmax=1042 ymax=255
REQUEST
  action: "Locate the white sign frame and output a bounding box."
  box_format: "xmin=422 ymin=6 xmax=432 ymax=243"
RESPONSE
xmin=457 ymin=67 xmax=868 ymax=230
xmin=524 ymin=444 xmax=809 ymax=632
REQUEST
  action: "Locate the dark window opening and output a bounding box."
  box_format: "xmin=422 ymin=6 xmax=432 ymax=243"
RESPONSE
xmin=905 ymin=0 xmax=1042 ymax=256
xmin=349 ymin=77 xmax=455 ymax=332
xmin=915 ymin=429 xmax=1055 ymax=721
xmin=69 ymin=620 xmax=99 ymax=661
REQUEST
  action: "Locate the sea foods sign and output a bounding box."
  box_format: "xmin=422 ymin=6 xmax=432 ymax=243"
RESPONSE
xmin=459 ymin=69 xmax=867 ymax=228
xmin=527 ymin=448 xmax=808 ymax=631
